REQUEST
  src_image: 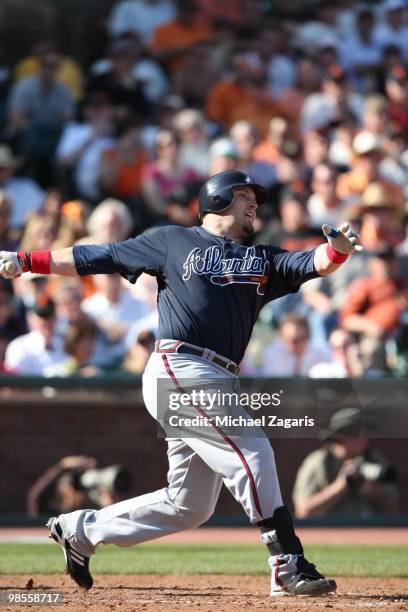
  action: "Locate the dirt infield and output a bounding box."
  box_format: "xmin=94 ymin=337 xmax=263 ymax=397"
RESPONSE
xmin=1 ymin=575 xmax=408 ymax=612
xmin=1 ymin=529 xmax=407 ymax=610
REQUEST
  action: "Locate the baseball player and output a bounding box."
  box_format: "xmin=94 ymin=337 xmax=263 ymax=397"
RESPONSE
xmin=0 ymin=170 xmax=361 ymax=597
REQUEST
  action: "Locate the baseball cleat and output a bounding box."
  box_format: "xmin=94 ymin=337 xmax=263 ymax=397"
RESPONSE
xmin=46 ymin=517 xmax=93 ymax=591
xmin=271 ymin=554 xmax=337 ymax=597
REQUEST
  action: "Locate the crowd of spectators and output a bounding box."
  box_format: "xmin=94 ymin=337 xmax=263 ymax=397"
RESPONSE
xmin=0 ymin=0 xmax=407 ymax=378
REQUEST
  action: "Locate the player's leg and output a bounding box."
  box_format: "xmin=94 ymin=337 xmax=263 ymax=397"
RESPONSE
xmin=48 ymin=438 xmax=222 ymax=552
xmin=173 ymin=422 xmax=335 ymax=596
xmin=161 ymin=353 xmax=336 ymax=597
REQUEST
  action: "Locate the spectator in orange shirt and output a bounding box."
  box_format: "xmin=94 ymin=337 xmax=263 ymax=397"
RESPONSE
xmin=150 ymin=0 xmax=212 ymax=73
xmin=196 ymin=0 xmax=251 ymax=26
xmin=100 ymin=120 xmax=146 ymax=200
xmin=336 ymin=131 xmax=404 ymax=207
xmin=205 ymin=50 xmax=284 ymax=134
xmin=253 ymin=116 xmax=290 ymax=165
xmin=340 ymin=247 xmax=408 ymax=374
xmin=100 ymin=120 xmax=147 ymax=232
xmin=60 ymin=200 xmax=91 ymax=246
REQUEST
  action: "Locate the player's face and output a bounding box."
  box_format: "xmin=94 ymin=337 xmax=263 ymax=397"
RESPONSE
xmin=230 ymin=187 xmax=258 ymax=236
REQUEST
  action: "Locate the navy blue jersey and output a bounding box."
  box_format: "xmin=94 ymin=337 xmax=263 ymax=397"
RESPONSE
xmin=73 ymin=225 xmax=320 ymax=363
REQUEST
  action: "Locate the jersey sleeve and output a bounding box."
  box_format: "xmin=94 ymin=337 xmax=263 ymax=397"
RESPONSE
xmin=264 ymin=247 xmax=320 ymax=303
xmin=73 ymin=227 xmax=168 ymax=283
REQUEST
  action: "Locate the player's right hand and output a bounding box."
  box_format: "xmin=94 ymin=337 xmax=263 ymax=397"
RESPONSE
xmin=0 ymin=251 xmax=23 ymax=279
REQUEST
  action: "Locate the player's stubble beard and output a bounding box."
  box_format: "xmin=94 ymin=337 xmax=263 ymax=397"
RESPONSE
xmin=223 ymin=215 xmax=254 ymax=241
xmin=236 ymin=213 xmax=255 ymax=240
xmin=243 ymin=216 xmax=255 ymax=236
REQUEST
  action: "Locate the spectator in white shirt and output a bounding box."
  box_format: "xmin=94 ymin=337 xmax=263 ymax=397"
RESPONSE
xmin=7 ymin=51 xmax=74 ymax=133
xmin=7 ymin=50 xmax=75 ymax=186
xmin=309 ymin=328 xmax=363 ymax=379
xmin=82 ymin=274 xmax=151 ymax=343
xmin=53 ymin=280 xmax=126 ymax=370
xmin=341 ymin=7 xmax=382 ymax=78
xmin=373 ymin=0 xmax=408 ymax=61
xmin=307 ymin=163 xmax=346 ymax=229
xmin=173 ymin=108 xmax=210 ymax=176
xmin=108 ymin=0 xmax=176 ymax=45
xmin=0 ymin=144 xmax=44 ymax=229
xmin=262 ymin=314 xmax=331 ymax=377
xmin=300 ymin=65 xmax=364 ymax=134
xmin=4 ymin=296 xmax=66 ymax=375
xmin=125 ymin=310 xmax=158 ymax=350
xmin=257 ymin=27 xmax=296 ymax=98
xmin=55 ymin=95 xmax=115 ymax=202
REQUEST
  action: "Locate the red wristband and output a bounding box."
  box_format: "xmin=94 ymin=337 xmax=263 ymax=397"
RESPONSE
xmin=17 ymin=251 xmax=31 ymax=272
xmin=326 ymin=245 xmax=349 ymax=264
xmin=31 ymin=251 xmax=51 ymax=274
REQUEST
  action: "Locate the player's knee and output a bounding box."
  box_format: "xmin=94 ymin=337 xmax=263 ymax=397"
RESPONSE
xmin=174 ymin=504 xmax=214 ymax=529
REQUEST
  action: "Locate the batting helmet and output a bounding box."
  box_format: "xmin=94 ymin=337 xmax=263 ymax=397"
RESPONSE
xmin=198 ymin=170 xmax=268 ymax=217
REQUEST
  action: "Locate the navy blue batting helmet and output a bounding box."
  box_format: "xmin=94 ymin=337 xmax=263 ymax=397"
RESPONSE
xmin=198 ymin=170 xmax=267 ymax=217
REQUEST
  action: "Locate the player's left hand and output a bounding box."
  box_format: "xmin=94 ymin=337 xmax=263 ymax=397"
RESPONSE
xmin=322 ymin=223 xmax=363 ymax=254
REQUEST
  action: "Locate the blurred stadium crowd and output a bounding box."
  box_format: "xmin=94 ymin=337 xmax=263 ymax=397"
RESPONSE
xmin=0 ymin=0 xmax=407 ymax=378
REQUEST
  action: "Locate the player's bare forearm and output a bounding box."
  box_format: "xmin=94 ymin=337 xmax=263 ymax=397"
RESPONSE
xmin=313 ymin=244 xmax=342 ymax=276
xmin=50 ymin=247 xmax=79 ymax=276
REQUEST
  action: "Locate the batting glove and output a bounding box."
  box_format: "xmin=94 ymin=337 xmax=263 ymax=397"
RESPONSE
xmin=0 ymin=251 xmax=23 ymax=279
xmin=322 ymin=223 xmax=363 ymax=254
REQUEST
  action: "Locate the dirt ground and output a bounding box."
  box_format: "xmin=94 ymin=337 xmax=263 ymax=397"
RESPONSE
xmin=1 ymin=529 xmax=407 ymax=610
xmin=0 ymin=575 xmax=408 ymax=612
